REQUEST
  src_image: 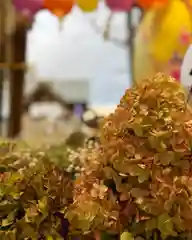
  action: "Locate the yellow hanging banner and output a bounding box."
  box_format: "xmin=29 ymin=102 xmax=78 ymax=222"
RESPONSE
xmin=134 ymin=0 xmax=192 ymax=84
xmin=149 ymin=0 xmax=192 ymax=63
xmin=76 ymin=0 xmax=98 ymax=12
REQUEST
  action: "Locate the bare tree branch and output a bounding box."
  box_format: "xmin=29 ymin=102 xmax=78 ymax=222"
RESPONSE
xmin=87 ymin=5 xmax=142 ymax=49
xmin=88 ymin=12 xmax=128 ymax=49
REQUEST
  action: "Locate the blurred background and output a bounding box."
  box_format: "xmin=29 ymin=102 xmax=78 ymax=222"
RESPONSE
xmin=0 ymin=0 xmax=192 ymax=146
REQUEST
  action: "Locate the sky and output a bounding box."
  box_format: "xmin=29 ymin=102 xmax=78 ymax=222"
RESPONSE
xmin=26 ymin=2 xmax=138 ymax=105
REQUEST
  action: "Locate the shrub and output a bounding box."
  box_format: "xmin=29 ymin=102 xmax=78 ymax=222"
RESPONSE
xmin=65 ymin=131 xmax=87 ymax=149
xmin=67 ymin=73 xmax=192 ymax=239
xmin=0 ymin=141 xmax=73 ymax=239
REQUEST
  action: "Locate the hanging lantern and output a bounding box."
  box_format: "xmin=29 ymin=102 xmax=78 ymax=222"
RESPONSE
xmin=43 ymin=0 xmax=74 ymax=18
xmin=136 ymin=0 xmax=168 ymax=10
xmin=105 ymin=0 xmax=135 ymax=12
xmin=76 ymin=0 xmax=98 ymax=12
xmin=12 ymin=0 xmax=43 ymax=20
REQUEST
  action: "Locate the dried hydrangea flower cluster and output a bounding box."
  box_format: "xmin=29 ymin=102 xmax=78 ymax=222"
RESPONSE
xmin=67 ymin=137 xmax=100 ymax=175
xmin=0 ymin=142 xmax=73 ymax=239
xmin=67 ymin=73 xmax=192 ymax=239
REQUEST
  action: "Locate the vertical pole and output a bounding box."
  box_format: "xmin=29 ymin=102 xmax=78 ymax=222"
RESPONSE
xmin=8 ymin=25 xmax=26 ymax=138
xmin=0 ymin=0 xmax=6 ymax=135
xmin=127 ymin=10 xmax=134 ymax=86
xmin=127 ymin=5 xmax=143 ymax=86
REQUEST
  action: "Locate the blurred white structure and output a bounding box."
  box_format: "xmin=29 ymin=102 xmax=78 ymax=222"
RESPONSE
xmin=26 ymin=2 xmax=134 ymax=115
xmin=29 ymin=102 xmax=67 ymax=135
xmin=29 ymin=102 xmax=64 ymax=120
xmin=2 ymin=2 xmax=142 ymax=123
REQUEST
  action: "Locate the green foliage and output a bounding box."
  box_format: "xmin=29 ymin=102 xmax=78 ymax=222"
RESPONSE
xmin=67 ymin=73 xmax=192 ymax=239
xmin=65 ymin=131 xmax=87 ymax=149
xmin=0 ymin=140 xmax=73 ymax=239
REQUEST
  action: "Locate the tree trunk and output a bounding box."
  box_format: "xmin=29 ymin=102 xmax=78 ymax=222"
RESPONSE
xmin=0 ymin=0 xmax=6 ymax=135
xmin=8 ymin=25 xmax=26 ymax=137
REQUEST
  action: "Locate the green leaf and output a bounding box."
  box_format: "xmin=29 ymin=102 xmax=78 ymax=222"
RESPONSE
xmin=100 ymin=232 xmax=115 ymax=240
xmin=46 ymin=236 xmax=54 ymax=240
xmin=130 ymin=188 xmax=149 ymax=198
xmin=1 ymin=219 xmax=12 ymax=227
xmin=133 ymin=124 xmax=143 ymax=137
xmin=0 ymin=165 xmax=7 ymax=173
xmin=0 ymin=185 xmax=5 ymax=198
xmin=120 ymin=231 xmax=134 ymax=240
xmin=1 ymin=211 xmax=15 ymax=227
xmin=158 ymin=151 xmax=175 ymax=165
xmin=1 ymin=229 xmax=17 ymax=240
xmin=140 ymin=201 xmax=162 ymax=215
xmin=138 ymin=173 xmax=149 ymax=183
xmin=157 ymin=213 xmax=177 ymax=238
xmin=9 ymin=191 xmax=22 ymax=200
xmin=78 ymin=220 xmax=92 ymax=233
xmin=0 ymin=201 xmax=17 ymax=215
xmin=145 ymin=218 xmax=157 ymax=231
xmin=148 ymin=137 xmax=167 ymax=152
xmin=38 ymin=196 xmax=47 ymax=213
xmin=18 ymin=222 xmax=38 ymax=238
xmin=128 ymin=165 xmax=149 ymax=183
xmin=7 ymin=172 xmax=22 ymax=185
xmin=172 ymin=215 xmax=184 ymax=231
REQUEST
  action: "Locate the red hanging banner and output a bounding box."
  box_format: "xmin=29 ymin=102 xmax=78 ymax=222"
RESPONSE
xmin=105 ymin=0 xmax=135 ymax=12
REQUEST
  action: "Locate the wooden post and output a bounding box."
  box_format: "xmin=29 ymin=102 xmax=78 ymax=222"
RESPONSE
xmin=8 ymin=25 xmax=27 ymax=138
xmin=0 ymin=0 xmax=6 ymax=135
